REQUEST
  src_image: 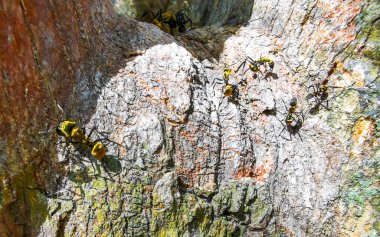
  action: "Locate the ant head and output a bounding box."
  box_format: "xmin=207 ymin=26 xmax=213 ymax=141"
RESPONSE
xmin=56 ymin=127 xmax=64 ymax=136
xmin=289 ymin=97 xmax=297 ymax=106
xmin=269 ymin=62 xmax=274 ymax=70
xmin=223 ymin=68 xmax=233 ymax=80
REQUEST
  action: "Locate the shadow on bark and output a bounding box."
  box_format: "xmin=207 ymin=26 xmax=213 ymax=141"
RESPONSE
xmin=0 ymin=0 xmax=256 ymax=235
xmin=124 ymin=0 xmax=255 ymax=61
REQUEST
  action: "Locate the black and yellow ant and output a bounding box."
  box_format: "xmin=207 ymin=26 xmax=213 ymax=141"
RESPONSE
xmin=54 ymin=119 xmax=123 ymax=179
xmin=257 ymin=56 xmax=275 ymax=70
xmin=236 ymin=56 xmax=275 ymax=78
xmin=236 ymin=56 xmax=261 ymax=75
xmin=307 ymin=62 xmax=341 ymax=114
xmin=56 ymin=120 xmax=107 ymax=160
xmin=213 ymin=65 xmax=247 ymax=103
xmin=141 ymin=9 xmax=193 ymax=34
xmin=276 ymin=98 xmax=304 ymax=141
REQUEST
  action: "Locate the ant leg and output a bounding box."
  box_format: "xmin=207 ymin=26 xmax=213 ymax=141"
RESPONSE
xmin=280 ymin=134 xmax=292 ymax=141
xmin=87 ymin=126 xmax=97 ymax=139
xmin=73 ymin=144 xmax=85 ymax=154
xmin=182 ymin=14 xmax=193 ymax=29
xmin=281 ymin=99 xmax=289 ymax=112
xmin=59 ymin=140 xmax=81 ymax=147
xmin=212 ymin=78 xmax=224 ymax=95
xmin=306 ymin=85 xmax=315 ymax=95
xmin=236 ymin=58 xmax=248 ymax=73
xmin=94 ymin=130 xmax=123 ymax=147
xmin=300 ymin=110 xmax=305 ymax=121
xmin=274 ymin=114 xmax=286 ymax=127
xmin=39 ymin=124 xmax=56 ymax=135
xmin=258 ymin=70 xmax=264 ymax=78
xmin=140 ymin=11 xmax=154 ymax=20
xmin=153 ymin=9 xmax=163 ymax=21
xmin=319 ymin=100 xmax=329 ymax=110
xmin=186 ymin=15 xmax=193 ymax=28
xmin=246 ymin=56 xmax=256 ymax=64
xmin=278 ymin=125 xmax=292 ymax=141
xmin=278 ymin=126 xmax=286 ymax=137
xmin=273 ymin=114 xmax=291 ymax=141
xmin=276 ymin=109 xmax=286 ymax=116
xmin=297 ymin=132 xmax=303 ymax=142
xmin=236 ymin=87 xmax=240 ymax=102
xmin=243 ymin=68 xmax=250 ymax=74
xmin=87 ymin=156 xmax=102 ymax=178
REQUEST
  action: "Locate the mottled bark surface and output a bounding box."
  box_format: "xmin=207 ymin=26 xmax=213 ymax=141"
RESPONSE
xmin=1 ymin=0 xmax=380 ymax=236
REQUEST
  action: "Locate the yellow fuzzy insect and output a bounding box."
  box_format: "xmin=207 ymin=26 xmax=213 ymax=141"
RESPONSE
xmin=56 ymin=120 xmax=108 ymax=160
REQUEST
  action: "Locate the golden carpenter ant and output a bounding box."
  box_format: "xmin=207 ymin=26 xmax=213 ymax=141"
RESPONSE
xmin=307 ymin=62 xmax=341 ymax=114
xmin=269 ymin=47 xmax=280 ymax=55
xmin=56 ymin=120 xmax=107 ymax=160
xmin=213 ymin=65 xmax=248 ymax=103
xmin=141 ymin=9 xmax=193 ymax=34
xmin=276 ymin=97 xmax=304 ymax=141
xmin=236 ymin=56 xmax=275 ymax=78
xmin=257 ymin=56 xmax=274 ymax=70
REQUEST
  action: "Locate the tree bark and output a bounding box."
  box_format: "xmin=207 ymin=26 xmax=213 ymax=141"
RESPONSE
xmin=1 ymin=0 xmax=379 ymax=236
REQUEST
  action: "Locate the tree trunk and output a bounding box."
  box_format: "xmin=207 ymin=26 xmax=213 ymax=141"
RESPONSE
xmin=1 ymin=0 xmax=379 ymax=236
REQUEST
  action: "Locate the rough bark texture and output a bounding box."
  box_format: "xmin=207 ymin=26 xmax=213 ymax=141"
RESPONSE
xmin=1 ymin=0 xmax=380 ymax=236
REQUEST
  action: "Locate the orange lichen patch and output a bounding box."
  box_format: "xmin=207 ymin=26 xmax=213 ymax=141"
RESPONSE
xmin=143 ymin=185 xmax=154 ymax=193
xmin=235 ymin=168 xmax=255 ymax=179
xmin=254 ymin=161 xmax=272 ymax=183
xmin=119 ymin=146 xmax=128 ymax=158
xmin=308 ymin=0 xmax=361 ymax=53
xmin=341 ymin=204 xmax=376 ymax=236
xmin=336 ymin=62 xmax=345 ymax=73
xmin=352 ymin=117 xmax=375 ymax=142
xmin=179 ymin=128 xmax=197 ymax=145
xmin=277 ymin=224 xmax=295 ymax=237
xmin=350 ymin=117 xmax=376 ymax=159
xmin=176 ymin=168 xmax=197 ymax=188
xmin=224 ymin=154 xmax=240 ymax=161
xmin=336 ymin=66 xmax=365 ymax=88
xmin=235 ymin=158 xmax=273 ymax=183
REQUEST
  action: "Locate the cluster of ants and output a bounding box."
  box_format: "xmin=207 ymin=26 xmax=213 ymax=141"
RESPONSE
xmin=214 ymin=56 xmax=275 ymax=99
xmin=140 ymin=9 xmax=193 ymax=34
xmin=214 ymin=57 xmax=342 ymax=141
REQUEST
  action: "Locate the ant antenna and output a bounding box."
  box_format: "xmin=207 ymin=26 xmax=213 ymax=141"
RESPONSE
xmin=57 ymin=103 xmax=64 ymax=114
xmin=164 ymin=0 xmax=171 ymax=12
xmin=39 ymin=102 xmax=65 ymax=135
